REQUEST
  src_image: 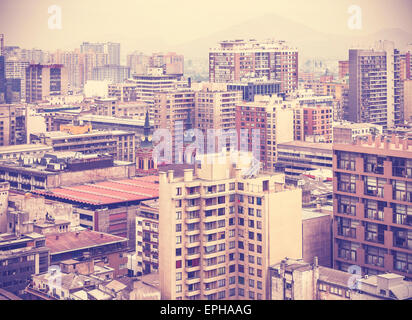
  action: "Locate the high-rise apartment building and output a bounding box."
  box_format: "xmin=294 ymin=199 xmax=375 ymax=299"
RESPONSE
xmin=333 ymin=134 xmax=412 ymax=280
xmin=5 ymin=58 xmax=29 ymax=100
xmin=127 ymin=52 xmax=184 ymax=76
xmin=0 ymin=104 xmax=17 ymax=146
xmin=348 ymin=41 xmax=404 ymax=129
xmin=0 ymin=56 xmax=5 ymax=103
xmin=25 ymin=64 xmax=68 ymax=103
xmin=132 ymin=69 xmax=181 ymax=117
xmin=339 ymin=61 xmax=349 ymax=80
xmin=235 ymin=94 xmax=294 ymax=171
xmin=0 ymin=34 xmax=4 ymax=56
xmin=92 ymin=65 xmax=130 ymax=83
xmin=153 ymin=90 xmax=195 ymax=163
xmin=209 ymin=39 xmax=298 ymax=94
xmin=159 ymin=152 xmax=302 ymax=300
xmin=194 ymin=89 xmax=242 ymax=151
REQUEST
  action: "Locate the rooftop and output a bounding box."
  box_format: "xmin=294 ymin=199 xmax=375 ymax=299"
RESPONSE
xmin=278 ymin=140 xmax=333 ymax=151
xmin=0 ymin=144 xmax=52 ymax=154
xmin=45 ymin=230 xmax=127 ymax=254
xmin=33 ymin=176 xmax=159 ymax=205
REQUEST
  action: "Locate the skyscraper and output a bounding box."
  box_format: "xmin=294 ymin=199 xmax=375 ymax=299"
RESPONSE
xmin=209 ymin=39 xmax=298 ymax=94
xmin=347 ymin=41 xmax=403 ymax=129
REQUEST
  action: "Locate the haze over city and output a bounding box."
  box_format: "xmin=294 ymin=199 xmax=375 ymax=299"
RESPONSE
xmin=0 ymin=0 xmax=411 ymax=307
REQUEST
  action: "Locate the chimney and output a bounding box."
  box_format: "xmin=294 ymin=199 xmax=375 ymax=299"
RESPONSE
xmin=367 ymin=135 xmax=373 ymax=146
xmin=167 ymin=170 xmax=174 ymax=183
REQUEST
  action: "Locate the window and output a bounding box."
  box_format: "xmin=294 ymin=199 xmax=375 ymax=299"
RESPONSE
xmin=176 ymin=248 xmax=182 ymax=256
xmin=176 ymin=285 xmax=182 ymax=293
xmin=176 ymin=187 xmax=182 ymax=195
xmin=176 ymin=260 xmax=182 ymax=268
xmin=176 ymin=224 xmax=182 ymax=232
xmin=176 ymin=236 xmax=181 ymax=244
xmin=330 ymin=286 xmax=342 ymax=296
xmin=176 ymin=272 xmax=182 ymax=281
xmin=176 ymin=211 xmax=182 ymax=220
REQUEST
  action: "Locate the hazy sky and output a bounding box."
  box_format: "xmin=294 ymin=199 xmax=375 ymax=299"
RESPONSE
xmin=1 ymin=0 xmax=411 ymax=53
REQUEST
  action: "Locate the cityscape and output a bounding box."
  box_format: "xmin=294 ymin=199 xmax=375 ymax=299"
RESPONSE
xmin=0 ymin=0 xmax=412 ymax=304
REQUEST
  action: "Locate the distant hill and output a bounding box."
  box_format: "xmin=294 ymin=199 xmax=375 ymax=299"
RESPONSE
xmin=169 ymin=13 xmax=412 ymax=61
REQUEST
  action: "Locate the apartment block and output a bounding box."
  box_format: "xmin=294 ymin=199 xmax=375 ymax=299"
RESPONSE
xmin=209 ymin=39 xmax=298 ymax=94
xmin=333 ymin=134 xmax=412 ymax=279
xmin=153 ymin=90 xmax=195 ymax=163
xmin=0 ymin=104 xmax=17 ymax=146
xmin=0 ymin=232 xmax=50 ymax=296
xmin=270 ymin=257 xmax=412 ymax=300
xmin=159 ymin=152 xmax=302 ymax=300
xmin=136 ymin=199 xmax=159 ymax=275
xmin=195 ymin=89 xmax=242 ymax=151
xmin=25 ymin=64 xmax=68 ymax=103
xmin=339 ymin=61 xmax=349 ymax=80
xmin=404 ymin=80 xmax=412 ymax=122
xmin=348 ymin=41 xmax=403 ymax=129
xmin=131 ymin=70 xmax=181 ymax=117
xmin=235 ymin=95 xmax=294 ymax=171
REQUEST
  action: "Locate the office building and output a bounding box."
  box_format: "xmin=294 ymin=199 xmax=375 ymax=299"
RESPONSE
xmin=30 ymin=129 xmax=136 ymax=163
xmin=25 ymin=64 xmax=68 ymax=103
xmin=226 ymin=80 xmax=281 ymax=102
xmin=0 ymin=232 xmax=50 ymax=296
xmin=92 ymin=65 xmax=130 ymax=84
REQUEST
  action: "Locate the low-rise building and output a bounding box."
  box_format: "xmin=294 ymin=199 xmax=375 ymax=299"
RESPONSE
xmin=33 ymin=176 xmax=159 ymax=250
xmin=270 ymin=257 xmax=412 ymax=300
xmin=0 ymin=232 xmax=49 ymax=296
xmin=30 ymin=129 xmax=136 ymax=163
xmin=0 ymin=152 xmax=136 ymax=192
xmin=333 ymin=121 xmax=383 ymax=144
xmin=44 ymin=230 xmax=129 ymax=278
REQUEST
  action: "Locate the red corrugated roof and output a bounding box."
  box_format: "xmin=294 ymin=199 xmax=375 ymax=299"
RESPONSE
xmin=45 ymin=230 xmax=127 ymax=254
xmin=33 ymin=176 xmax=159 ymax=205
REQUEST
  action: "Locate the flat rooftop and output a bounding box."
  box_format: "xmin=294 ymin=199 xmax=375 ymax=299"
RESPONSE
xmin=45 ymin=230 xmax=127 ymax=254
xmin=33 ymin=176 xmax=159 ymax=205
xmin=278 ymin=141 xmax=333 ymax=151
xmin=32 ymin=129 xmax=134 ymax=139
xmin=0 ymin=144 xmax=52 ymax=154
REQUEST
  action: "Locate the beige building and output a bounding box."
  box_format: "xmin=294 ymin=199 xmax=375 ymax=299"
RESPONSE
xmin=159 ymin=152 xmax=302 ymax=300
xmin=136 ymin=199 xmax=160 ymax=275
xmin=30 ymin=130 xmax=136 ymax=163
xmin=0 ymin=104 xmax=17 ymax=146
xmin=270 ymin=257 xmax=412 ymax=300
xmin=95 ymin=98 xmax=147 ymax=120
xmin=236 ymin=94 xmax=295 ymax=171
xmin=154 ymin=90 xmax=195 ymax=162
xmin=405 ymin=80 xmax=412 ymax=122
